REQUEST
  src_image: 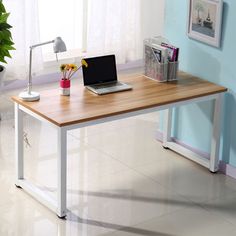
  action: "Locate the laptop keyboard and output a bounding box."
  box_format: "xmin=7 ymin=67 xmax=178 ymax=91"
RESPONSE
xmin=94 ymin=82 xmax=123 ymax=89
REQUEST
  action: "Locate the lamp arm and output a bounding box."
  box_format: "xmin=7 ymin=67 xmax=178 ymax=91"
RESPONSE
xmin=28 ymin=47 xmax=33 ymax=94
xmin=28 ymin=40 xmax=55 ymax=94
xmin=30 ymin=40 xmax=54 ymax=49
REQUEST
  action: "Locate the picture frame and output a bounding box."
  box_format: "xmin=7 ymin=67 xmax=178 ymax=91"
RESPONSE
xmin=187 ymin=0 xmax=223 ymax=48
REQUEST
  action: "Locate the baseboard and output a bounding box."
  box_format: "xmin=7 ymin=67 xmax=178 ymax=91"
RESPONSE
xmin=218 ymin=162 xmax=236 ymax=179
xmin=1 ymin=72 xmax=61 ymax=92
xmin=156 ymin=130 xmax=236 ymax=180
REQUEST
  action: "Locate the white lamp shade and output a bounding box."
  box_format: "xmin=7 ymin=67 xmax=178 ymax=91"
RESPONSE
xmin=53 ymin=37 xmax=67 ymax=53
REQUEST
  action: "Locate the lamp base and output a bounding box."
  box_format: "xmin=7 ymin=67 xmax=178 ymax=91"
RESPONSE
xmin=19 ymin=91 xmax=40 ymax=101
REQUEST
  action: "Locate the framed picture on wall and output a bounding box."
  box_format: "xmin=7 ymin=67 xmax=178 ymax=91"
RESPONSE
xmin=187 ymin=0 xmax=223 ymax=48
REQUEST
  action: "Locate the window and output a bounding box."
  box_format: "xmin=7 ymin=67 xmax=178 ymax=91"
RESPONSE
xmin=38 ymin=0 xmax=87 ymax=61
xmin=4 ymin=0 xmax=144 ymax=81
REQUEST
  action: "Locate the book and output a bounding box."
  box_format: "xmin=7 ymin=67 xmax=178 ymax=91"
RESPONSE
xmin=152 ymin=47 xmax=162 ymax=63
xmin=151 ymin=44 xmax=168 ymax=63
xmin=161 ymin=43 xmax=179 ymax=62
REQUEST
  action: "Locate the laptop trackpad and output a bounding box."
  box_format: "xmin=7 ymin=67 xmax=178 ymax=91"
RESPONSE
xmin=87 ymin=82 xmax=132 ymax=95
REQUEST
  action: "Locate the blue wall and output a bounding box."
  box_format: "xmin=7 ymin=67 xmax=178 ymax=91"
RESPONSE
xmin=164 ymin=0 xmax=236 ymax=166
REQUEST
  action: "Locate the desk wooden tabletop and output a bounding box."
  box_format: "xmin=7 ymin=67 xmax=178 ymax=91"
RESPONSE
xmin=12 ymin=72 xmax=227 ymax=127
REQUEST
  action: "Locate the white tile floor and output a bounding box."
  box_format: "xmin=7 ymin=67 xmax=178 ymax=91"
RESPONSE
xmin=1 ymin=71 xmax=236 ymax=235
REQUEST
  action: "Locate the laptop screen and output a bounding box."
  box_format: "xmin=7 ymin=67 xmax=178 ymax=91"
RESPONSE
xmin=82 ymin=55 xmax=118 ymax=86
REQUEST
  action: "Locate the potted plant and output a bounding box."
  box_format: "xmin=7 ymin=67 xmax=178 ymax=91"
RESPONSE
xmin=0 ymin=0 xmax=15 ymax=85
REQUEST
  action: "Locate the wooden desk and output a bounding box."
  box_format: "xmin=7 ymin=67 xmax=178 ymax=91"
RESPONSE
xmin=12 ymin=72 xmax=227 ymax=218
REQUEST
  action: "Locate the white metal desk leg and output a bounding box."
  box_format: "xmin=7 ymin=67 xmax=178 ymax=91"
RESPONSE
xmin=210 ymin=94 xmax=223 ymax=173
xmin=15 ymin=103 xmax=24 ymax=185
xmin=57 ymin=127 xmax=67 ymax=218
xmin=163 ymin=108 xmax=173 ymax=148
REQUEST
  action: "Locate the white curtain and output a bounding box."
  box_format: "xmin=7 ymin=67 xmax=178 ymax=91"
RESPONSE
xmin=4 ymin=0 xmax=43 ymax=80
xmin=3 ymin=0 xmax=142 ymax=81
xmin=37 ymin=0 xmax=83 ymax=60
xmin=87 ymin=0 xmax=142 ymax=64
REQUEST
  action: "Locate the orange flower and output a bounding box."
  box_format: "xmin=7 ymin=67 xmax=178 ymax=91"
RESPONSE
xmin=65 ymin=64 xmax=71 ymax=71
xmin=69 ymin=64 xmax=78 ymax=71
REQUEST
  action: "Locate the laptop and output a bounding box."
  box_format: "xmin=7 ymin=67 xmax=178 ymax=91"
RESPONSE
xmin=82 ymin=55 xmax=132 ymax=95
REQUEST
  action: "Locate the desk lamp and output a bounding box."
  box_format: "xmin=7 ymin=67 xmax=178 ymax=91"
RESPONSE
xmin=19 ymin=37 xmax=67 ymax=101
